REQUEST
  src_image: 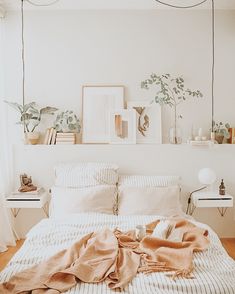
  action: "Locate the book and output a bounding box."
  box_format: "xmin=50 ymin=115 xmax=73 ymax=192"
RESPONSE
xmin=47 ymin=127 xmax=55 ymax=145
xmin=51 ymin=128 xmax=57 ymax=145
xmin=43 ymin=128 xmax=50 ymax=145
xmin=228 ymin=128 xmax=235 ymax=144
xmin=56 ymin=141 xmax=75 ymax=145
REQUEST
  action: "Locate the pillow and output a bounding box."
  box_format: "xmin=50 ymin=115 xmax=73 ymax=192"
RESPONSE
xmin=119 ymin=175 xmax=180 ymax=187
xmin=50 ymin=185 xmax=117 ymax=217
xmin=118 ymin=185 xmax=183 ymax=216
xmin=54 ymin=162 xmax=119 ymax=188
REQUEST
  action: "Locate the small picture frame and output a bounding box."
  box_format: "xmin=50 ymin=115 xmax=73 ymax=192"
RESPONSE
xmin=127 ymin=101 xmax=162 ymax=144
xmin=82 ymin=86 xmax=124 ymax=143
xmin=109 ymin=109 xmax=136 ymax=144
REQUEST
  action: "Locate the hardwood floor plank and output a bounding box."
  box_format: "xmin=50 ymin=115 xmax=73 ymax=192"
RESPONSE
xmin=220 ymin=238 xmax=235 ymax=259
xmin=0 ymin=240 xmax=24 ymax=271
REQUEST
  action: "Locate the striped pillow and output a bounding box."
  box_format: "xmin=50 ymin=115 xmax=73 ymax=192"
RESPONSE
xmin=54 ymin=162 xmax=119 ymax=188
xmin=119 ymin=175 xmax=180 ymax=187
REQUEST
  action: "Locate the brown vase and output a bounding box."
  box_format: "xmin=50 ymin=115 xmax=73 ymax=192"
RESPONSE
xmin=215 ymin=133 xmax=224 ymax=144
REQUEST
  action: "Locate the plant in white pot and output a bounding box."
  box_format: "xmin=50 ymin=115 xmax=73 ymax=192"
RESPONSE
xmin=4 ymin=101 xmax=58 ymax=144
xmin=212 ymin=121 xmax=230 ymax=144
xmin=141 ymin=74 xmax=203 ymax=144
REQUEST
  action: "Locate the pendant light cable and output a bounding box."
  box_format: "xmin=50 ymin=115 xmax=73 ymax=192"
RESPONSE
xmin=154 ymin=0 xmax=215 ymax=132
xmin=21 ymin=0 xmax=26 ymax=132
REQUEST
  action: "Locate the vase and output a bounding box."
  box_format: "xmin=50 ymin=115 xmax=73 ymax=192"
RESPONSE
xmin=215 ymin=133 xmax=224 ymax=144
xmin=25 ymin=132 xmax=40 ymax=145
xmin=169 ymin=126 xmax=182 ymax=144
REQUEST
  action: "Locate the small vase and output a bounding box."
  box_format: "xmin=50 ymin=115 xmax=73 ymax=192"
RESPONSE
xmin=25 ymin=132 xmax=40 ymax=145
xmin=169 ymin=126 xmax=182 ymax=144
xmin=215 ymin=133 xmax=224 ymax=144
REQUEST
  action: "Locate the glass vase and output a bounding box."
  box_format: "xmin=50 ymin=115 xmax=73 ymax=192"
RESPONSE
xmin=169 ymin=126 xmax=182 ymax=144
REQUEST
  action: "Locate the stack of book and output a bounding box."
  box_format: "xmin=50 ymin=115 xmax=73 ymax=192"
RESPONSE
xmin=44 ymin=127 xmax=57 ymax=145
xmin=56 ymin=133 xmax=76 ymax=145
xmin=8 ymin=187 xmax=45 ymax=200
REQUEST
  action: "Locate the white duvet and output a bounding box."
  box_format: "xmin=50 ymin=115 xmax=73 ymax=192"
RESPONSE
xmin=1 ymin=213 xmax=235 ymax=294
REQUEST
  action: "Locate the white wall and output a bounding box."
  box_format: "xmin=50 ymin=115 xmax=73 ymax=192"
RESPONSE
xmin=1 ymin=9 xmax=235 ymax=237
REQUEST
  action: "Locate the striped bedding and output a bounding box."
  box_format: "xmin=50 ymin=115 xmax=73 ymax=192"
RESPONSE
xmin=1 ymin=213 xmax=235 ymax=294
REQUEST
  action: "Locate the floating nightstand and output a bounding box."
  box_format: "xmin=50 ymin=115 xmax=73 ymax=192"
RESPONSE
xmin=4 ymin=190 xmax=50 ymax=218
xmin=190 ymin=191 xmax=233 ymax=216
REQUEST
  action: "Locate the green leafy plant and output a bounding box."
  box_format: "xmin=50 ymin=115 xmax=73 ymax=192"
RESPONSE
xmin=54 ymin=110 xmax=81 ymax=133
xmin=4 ymin=101 xmax=58 ymax=132
xmin=141 ymin=73 xmax=203 ymax=143
xmin=213 ymin=121 xmax=230 ymax=139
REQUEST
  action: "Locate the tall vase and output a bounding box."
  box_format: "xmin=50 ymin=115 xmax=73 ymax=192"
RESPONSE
xmin=169 ymin=126 xmax=182 ymax=144
xmin=169 ymin=107 xmax=182 ymax=144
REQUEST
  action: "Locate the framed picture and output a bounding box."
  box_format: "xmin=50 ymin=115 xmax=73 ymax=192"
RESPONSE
xmin=127 ymin=101 xmax=162 ymax=144
xmin=82 ymin=86 xmax=124 ymax=143
xmin=109 ymin=109 xmax=136 ymax=144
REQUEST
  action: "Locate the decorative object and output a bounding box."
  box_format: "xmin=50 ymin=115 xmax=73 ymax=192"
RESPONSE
xmin=219 ymin=179 xmax=225 ymax=196
xmin=18 ymin=173 xmax=37 ymax=193
xmin=227 ymin=128 xmax=235 ymax=144
xmin=54 ymin=110 xmax=80 ymax=133
xmin=109 ymin=109 xmax=136 ymax=144
xmin=198 ymin=168 xmax=216 ymax=190
xmin=141 ymin=74 xmax=203 ymax=144
xmin=4 ymin=101 xmax=58 ymax=144
xmin=82 ymin=86 xmax=124 ymax=143
xmin=55 ymin=133 xmax=76 ymax=145
xmin=135 ymin=225 xmax=146 ymax=241
xmin=127 ymin=101 xmax=162 ymax=144
xmin=212 ymin=121 xmax=230 ymax=144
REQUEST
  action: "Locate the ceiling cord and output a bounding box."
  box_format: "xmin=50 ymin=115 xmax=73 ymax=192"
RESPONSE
xmin=21 ymin=0 xmax=26 ymax=132
xmin=154 ymin=0 xmax=215 ymax=132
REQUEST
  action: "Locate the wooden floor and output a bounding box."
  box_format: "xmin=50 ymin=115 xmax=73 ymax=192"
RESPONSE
xmin=0 ymin=239 xmax=234 ymax=272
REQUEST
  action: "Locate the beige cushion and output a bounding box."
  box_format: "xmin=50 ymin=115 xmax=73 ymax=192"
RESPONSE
xmin=118 ymin=185 xmax=183 ymax=216
xmin=50 ymin=185 xmax=117 ymax=217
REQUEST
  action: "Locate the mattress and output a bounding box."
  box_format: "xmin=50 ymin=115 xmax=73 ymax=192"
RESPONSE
xmin=1 ymin=213 xmax=235 ymax=294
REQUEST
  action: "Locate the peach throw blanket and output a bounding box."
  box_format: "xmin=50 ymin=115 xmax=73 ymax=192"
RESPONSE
xmin=0 ymin=219 xmax=209 ymax=293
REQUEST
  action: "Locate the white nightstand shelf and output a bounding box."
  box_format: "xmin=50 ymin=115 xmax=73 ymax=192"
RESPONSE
xmin=190 ymin=191 xmax=233 ymax=216
xmin=5 ymin=192 xmax=50 ymax=218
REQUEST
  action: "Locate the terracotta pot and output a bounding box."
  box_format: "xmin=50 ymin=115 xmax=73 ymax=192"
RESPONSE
xmin=25 ymin=132 xmax=40 ymax=145
xmin=215 ymin=133 xmax=224 ymax=144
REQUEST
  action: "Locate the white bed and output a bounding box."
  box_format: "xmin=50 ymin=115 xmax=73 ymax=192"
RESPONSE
xmin=1 ymin=213 xmax=235 ymax=294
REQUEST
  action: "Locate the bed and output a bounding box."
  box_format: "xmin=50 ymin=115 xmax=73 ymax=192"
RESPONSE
xmin=1 ymin=163 xmax=235 ymax=293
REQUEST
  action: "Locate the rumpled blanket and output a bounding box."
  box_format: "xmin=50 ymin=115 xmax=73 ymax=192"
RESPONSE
xmin=0 ymin=219 xmax=209 ymax=293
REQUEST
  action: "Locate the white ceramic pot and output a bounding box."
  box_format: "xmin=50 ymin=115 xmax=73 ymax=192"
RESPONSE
xmin=25 ymin=132 xmax=40 ymax=145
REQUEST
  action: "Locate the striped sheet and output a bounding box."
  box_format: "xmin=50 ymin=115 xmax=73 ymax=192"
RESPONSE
xmin=1 ymin=213 xmax=235 ymax=294
xmin=119 ymin=175 xmax=180 ymax=187
xmin=54 ymin=163 xmax=119 ymax=187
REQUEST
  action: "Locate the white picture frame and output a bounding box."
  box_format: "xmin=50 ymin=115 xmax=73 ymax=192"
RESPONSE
xmin=127 ymin=101 xmax=162 ymax=144
xmin=82 ymin=86 xmax=124 ymax=143
xmin=109 ymin=109 xmax=136 ymax=144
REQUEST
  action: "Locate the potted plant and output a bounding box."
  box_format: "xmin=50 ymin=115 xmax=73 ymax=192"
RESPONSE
xmin=212 ymin=121 xmax=230 ymax=144
xmin=4 ymin=101 xmax=58 ymax=144
xmin=54 ymin=110 xmax=81 ymax=133
xmin=141 ymin=74 xmax=203 ymax=144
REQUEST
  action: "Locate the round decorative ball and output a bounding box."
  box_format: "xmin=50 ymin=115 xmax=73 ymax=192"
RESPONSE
xmin=198 ymin=168 xmax=216 ymax=185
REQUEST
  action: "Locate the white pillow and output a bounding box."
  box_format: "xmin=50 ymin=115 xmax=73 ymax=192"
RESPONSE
xmin=118 ymin=185 xmax=183 ymax=216
xmin=54 ymin=162 xmax=119 ymax=188
xmin=50 ymin=185 xmax=117 ymax=217
xmin=119 ymin=175 xmax=180 ymax=187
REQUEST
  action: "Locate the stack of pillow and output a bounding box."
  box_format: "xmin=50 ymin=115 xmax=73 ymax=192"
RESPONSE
xmin=50 ymin=163 xmax=183 ymax=217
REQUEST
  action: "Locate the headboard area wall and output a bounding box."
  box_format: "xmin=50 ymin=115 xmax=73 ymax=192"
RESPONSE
xmin=13 ymin=144 xmax=235 ymax=238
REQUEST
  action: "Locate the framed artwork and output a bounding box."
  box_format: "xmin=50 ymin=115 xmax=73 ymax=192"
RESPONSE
xmin=82 ymin=86 xmax=124 ymax=143
xmin=127 ymin=101 xmax=162 ymax=144
xmin=109 ymin=110 xmax=136 ymax=144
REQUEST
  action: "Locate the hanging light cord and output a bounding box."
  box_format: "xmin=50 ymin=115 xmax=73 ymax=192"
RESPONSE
xmin=21 ymin=0 xmax=26 ymax=132
xmin=25 ymin=0 xmax=60 ymax=6
xmin=154 ymin=0 xmax=215 ymax=132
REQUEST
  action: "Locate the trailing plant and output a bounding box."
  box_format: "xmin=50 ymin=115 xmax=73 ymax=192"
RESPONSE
xmin=54 ymin=110 xmax=81 ymax=133
xmin=213 ymin=121 xmax=230 ymax=139
xmin=4 ymin=101 xmax=58 ymax=132
xmin=141 ymin=73 xmax=203 ymax=143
